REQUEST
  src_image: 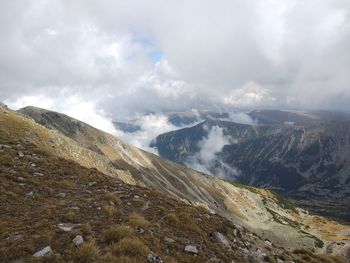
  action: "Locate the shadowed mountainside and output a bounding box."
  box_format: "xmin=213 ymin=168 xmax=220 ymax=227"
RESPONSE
xmin=152 ymin=117 xmax=350 ymax=222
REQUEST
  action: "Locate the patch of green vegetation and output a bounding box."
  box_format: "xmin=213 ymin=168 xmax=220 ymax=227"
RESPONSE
xmin=226 ymin=180 xmax=260 ymax=194
xmin=265 ymin=207 xmax=301 ymax=228
xmin=299 ymin=230 xmax=324 ymax=248
xmin=273 ymin=194 xmax=298 ymax=214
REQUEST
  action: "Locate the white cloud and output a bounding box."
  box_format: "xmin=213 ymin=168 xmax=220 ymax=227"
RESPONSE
xmin=186 ymin=125 xmax=240 ymax=180
xmin=5 ymin=95 xmax=54 ymax=110
xmin=6 ymin=94 xmax=119 ymax=136
xmin=223 ymin=82 xmax=276 ymax=107
xmin=224 ymin=112 xmax=257 ymax=125
xmin=197 ymin=125 xmax=229 ymax=163
xmin=1 ymin=0 xmax=350 ymax=116
xmin=116 ymin=113 xmax=180 ymax=154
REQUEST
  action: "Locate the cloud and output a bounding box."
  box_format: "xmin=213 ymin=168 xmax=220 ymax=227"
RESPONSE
xmin=1 ymin=0 xmax=350 ymax=121
xmin=6 ymin=94 xmax=119 ymax=136
xmin=116 ymin=113 xmax=180 ymax=154
xmin=224 ymin=111 xmax=258 ymax=125
xmin=223 ymin=82 xmax=276 ymax=108
xmin=186 ymin=125 xmax=240 ymax=180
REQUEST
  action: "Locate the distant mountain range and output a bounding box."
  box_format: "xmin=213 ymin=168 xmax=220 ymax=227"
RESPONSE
xmin=152 ymin=109 xmax=350 ymax=222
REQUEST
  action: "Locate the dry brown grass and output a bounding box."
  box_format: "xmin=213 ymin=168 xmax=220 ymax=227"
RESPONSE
xmin=101 ymin=254 xmax=145 ymax=263
xmin=102 ymin=192 xmax=122 ymax=205
xmin=61 ymin=211 xmax=80 ymax=223
xmin=0 ymin=152 xmax=12 ymax=166
xmin=165 ymin=210 xmax=201 ymax=234
xmin=74 ymin=240 xmax=100 ymax=263
xmin=80 ymin=223 xmax=93 ymax=236
xmin=61 ymin=179 xmax=75 ymax=189
xmin=108 ymin=237 xmax=150 ymax=258
xmin=103 ymin=225 xmax=133 ymax=244
xmin=102 ymin=205 xmax=118 ymax=217
xmin=128 ymin=212 xmax=150 ymax=228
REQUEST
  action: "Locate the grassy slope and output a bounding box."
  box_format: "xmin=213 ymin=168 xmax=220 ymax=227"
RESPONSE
xmin=1 ymin=105 xmax=349 ymax=254
xmin=1 ymin=133 xmax=348 ymax=262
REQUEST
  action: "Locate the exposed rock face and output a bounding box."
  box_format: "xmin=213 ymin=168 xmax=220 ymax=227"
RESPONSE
xmin=152 ymin=119 xmax=350 ymax=221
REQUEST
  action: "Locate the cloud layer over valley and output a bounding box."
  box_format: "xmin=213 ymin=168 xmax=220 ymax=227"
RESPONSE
xmin=1 ymin=0 xmax=350 ymax=141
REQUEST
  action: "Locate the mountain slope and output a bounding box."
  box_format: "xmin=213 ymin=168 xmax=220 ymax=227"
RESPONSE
xmin=5 ymin=133 xmax=339 ymax=262
xmin=248 ymin=109 xmax=350 ymax=126
xmin=152 ymin=118 xmax=350 ymax=222
xmin=0 ymin=105 xmax=348 ymax=255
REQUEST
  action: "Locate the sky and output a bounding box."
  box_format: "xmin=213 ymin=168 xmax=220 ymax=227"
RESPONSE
xmin=1 ymin=0 xmax=350 ymax=138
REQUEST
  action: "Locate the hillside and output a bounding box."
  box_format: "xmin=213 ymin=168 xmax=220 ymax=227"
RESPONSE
xmin=152 ymin=118 xmax=350 ymax=222
xmin=0 ymin=104 xmax=349 ymax=260
xmin=248 ymin=109 xmax=350 ymax=126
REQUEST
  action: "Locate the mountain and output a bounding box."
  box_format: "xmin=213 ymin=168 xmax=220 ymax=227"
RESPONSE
xmin=152 ymin=114 xmax=350 ymax=222
xmin=2 ymin=127 xmax=318 ymax=263
xmin=113 ymin=121 xmax=141 ymax=133
xmin=1 ymin=104 xmax=349 ymax=261
xmin=248 ymin=109 xmax=350 ymax=126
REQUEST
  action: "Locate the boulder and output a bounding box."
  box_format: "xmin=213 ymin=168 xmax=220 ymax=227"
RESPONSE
xmin=26 ymin=191 xmax=34 ymax=198
xmin=57 ymin=192 xmax=66 ymax=198
xmin=265 ymin=239 xmax=272 ymax=246
xmin=33 ymin=246 xmax=52 ymax=257
xmin=58 ymin=223 xmax=79 ymax=232
xmin=338 ymin=243 xmax=350 ymax=259
xmin=72 ymin=235 xmax=84 ymax=246
xmin=0 ymin=144 xmax=11 ymax=150
xmin=184 ymin=245 xmax=198 ymax=254
xmin=147 ymin=253 xmax=163 ymax=263
xmin=211 ymin=232 xmax=230 ymax=247
xmin=164 ymin=237 xmax=175 ymax=243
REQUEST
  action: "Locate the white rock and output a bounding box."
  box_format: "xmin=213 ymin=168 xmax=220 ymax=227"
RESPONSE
xmin=265 ymin=240 xmax=272 ymax=246
xmin=0 ymin=144 xmax=11 ymax=150
xmin=33 ymin=246 xmax=52 ymax=257
xmin=33 ymin=172 xmax=43 ymax=177
xmin=184 ymin=245 xmax=198 ymax=254
xmin=18 ymin=151 xmax=24 ymax=158
xmin=338 ymin=243 xmax=350 ymax=259
xmin=147 ymin=253 xmax=163 ymax=263
xmin=72 ymin=235 xmax=84 ymax=246
xmin=26 ymin=191 xmax=34 ymax=198
xmin=58 ymin=223 xmax=78 ymax=232
xmin=57 ymin=193 xmax=66 ymax=198
xmin=164 ymin=237 xmax=175 ymax=243
xmin=212 ymin=232 xmax=230 ymax=247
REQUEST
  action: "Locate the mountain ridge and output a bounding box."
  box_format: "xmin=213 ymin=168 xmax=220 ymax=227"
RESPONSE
xmin=152 ymin=115 xmax=350 ymax=222
xmin=0 ymin=104 xmax=349 ymax=259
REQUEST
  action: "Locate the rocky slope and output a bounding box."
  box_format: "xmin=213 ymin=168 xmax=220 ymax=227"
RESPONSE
xmin=2 ymin=137 xmax=349 ymax=262
xmin=152 ymin=117 xmax=350 ymax=222
xmin=0 ymin=105 xmax=349 ymax=259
